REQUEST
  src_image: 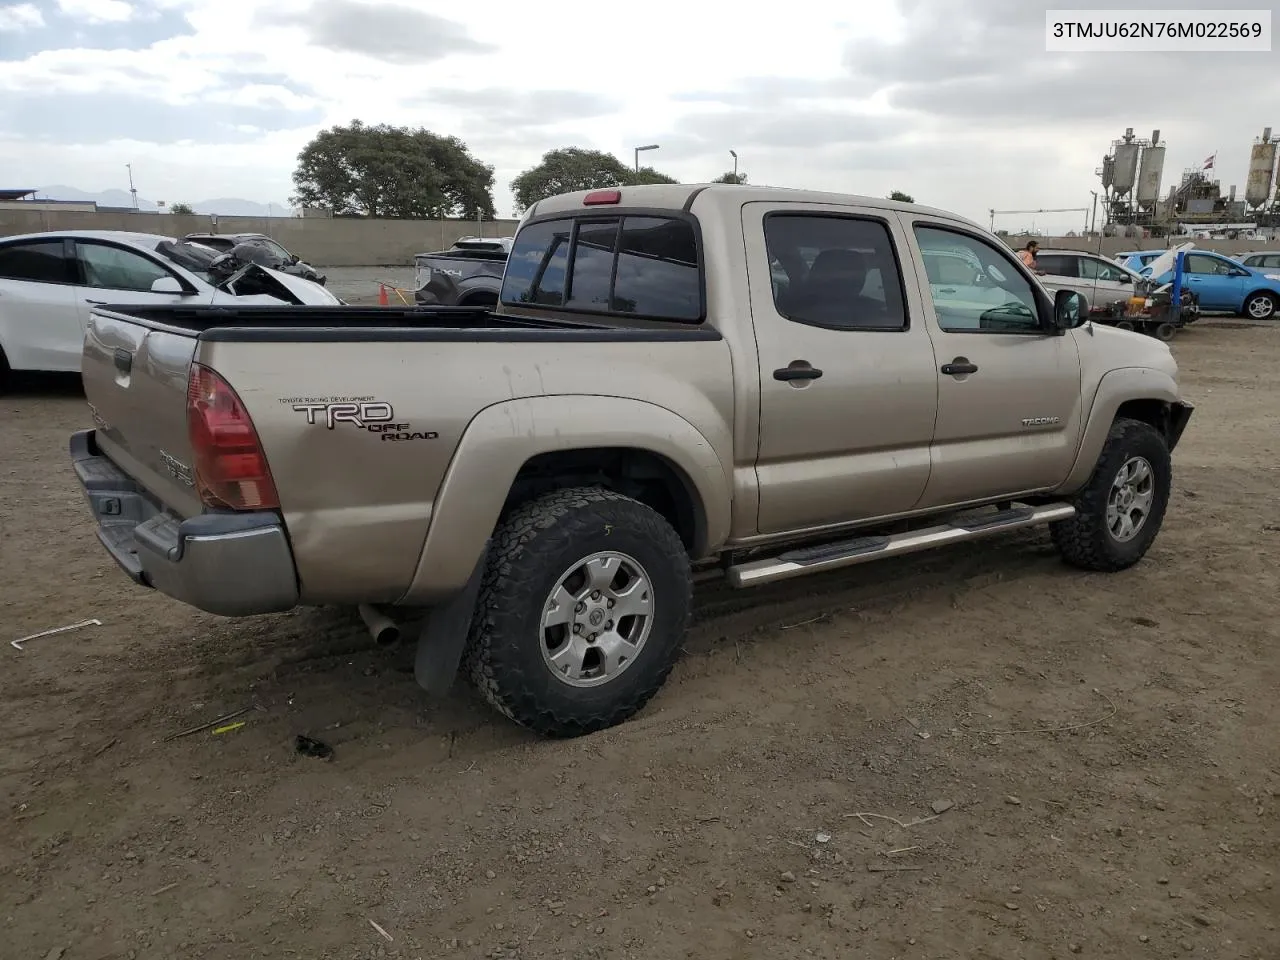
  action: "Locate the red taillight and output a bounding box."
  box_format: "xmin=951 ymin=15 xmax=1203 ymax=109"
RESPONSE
xmin=583 ymin=189 xmax=621 ymax=206
xmin=185 ymin=363 xmax=279 ymax=510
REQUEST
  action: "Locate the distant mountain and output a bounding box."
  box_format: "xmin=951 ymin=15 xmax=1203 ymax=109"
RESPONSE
xmin=35 ymin=185 xmax=292 ymax=217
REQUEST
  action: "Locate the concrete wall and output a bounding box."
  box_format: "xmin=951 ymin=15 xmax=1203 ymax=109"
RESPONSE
xmin=1 ymin=207 xmax=1275 ymax=266
xmin=1000 ymin=235 xmax=1273 ymax=260
xmin=0 ymin=209 xmax=520 ymax=267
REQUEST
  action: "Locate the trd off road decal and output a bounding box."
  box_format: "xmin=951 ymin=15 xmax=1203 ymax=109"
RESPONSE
xmin=280 ymin=396 xmax=437 ymax=442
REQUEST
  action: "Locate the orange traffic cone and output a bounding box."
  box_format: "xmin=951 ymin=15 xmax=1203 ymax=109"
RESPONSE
xmin=377 ymin=284 xmax=389 ymax=306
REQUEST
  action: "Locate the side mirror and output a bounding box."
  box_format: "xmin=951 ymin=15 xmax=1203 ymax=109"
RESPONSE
xmin=150 ymin=276 xmax=188 ymax=295
xmin=1116 ymin=274 xmax=1131 ymax=284
xmin=1053 ymin=289 xmax=1087 ymax=330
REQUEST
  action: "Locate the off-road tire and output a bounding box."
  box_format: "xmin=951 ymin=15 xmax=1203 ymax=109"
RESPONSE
xmin=1242 ymin=291 xmax=1278 ymax=321
xmin=463 ymin=486 xmax=691 ymax=737
xmin=1051 ymin=417 xmax=1171 ymax=572
xmin=1153 ymin=321 xmax=1176 ymax=342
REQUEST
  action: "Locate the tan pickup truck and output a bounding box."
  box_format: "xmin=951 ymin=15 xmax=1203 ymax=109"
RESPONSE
xmin=71 ymin=184 xmax=1193 ymax=737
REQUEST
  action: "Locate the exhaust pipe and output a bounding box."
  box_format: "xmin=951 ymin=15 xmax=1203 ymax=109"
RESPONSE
xmin=358 ymin=604 xmax=401 ymax=647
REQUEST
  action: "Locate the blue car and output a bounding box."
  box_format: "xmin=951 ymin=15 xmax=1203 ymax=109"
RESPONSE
xmin=1116 ymin=250 xmax=1166 ymax=272
xmin=1129 ymin=249 xmax=1280 ymax=320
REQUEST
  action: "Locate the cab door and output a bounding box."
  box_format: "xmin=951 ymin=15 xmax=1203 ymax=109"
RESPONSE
xmin=904 ymin=217 xmax=1083 ymax=510
xmin=745 ymin=202 xmax=939 ymax=535
xmin=0 ymin=237 xmax=82 ymax=372
xmin=1181 ymin=253 xmax=1245 ymax=310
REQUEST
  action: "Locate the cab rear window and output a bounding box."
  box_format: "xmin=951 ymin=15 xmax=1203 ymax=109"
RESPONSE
xmin=501 ymin=215 xmax=703 ymax=322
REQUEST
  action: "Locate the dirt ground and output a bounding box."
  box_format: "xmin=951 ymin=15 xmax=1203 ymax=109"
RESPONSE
xmin=2 ymin=323 xmax=1278 ymax=960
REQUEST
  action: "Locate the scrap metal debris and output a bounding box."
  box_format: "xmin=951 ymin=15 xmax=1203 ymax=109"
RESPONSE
xmin=11 ymin=618 xmax=102 ymax=650
xmin=162 ymin=706 xmax=255 ymax=743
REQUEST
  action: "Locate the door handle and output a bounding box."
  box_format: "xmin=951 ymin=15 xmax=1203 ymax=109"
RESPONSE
xmin=113 ymin=348 xmax=133 ymax=375
xmin=941 ymin=360 xmax=978 ymax=376
xmin=773 ymin=363 xmax=824 ymax=382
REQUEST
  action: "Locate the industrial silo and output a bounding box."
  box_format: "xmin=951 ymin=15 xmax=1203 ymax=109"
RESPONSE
xmin=1245 ymin=127 xmax=1277 ymax=209
xmin=1112 ymin=130 xmax=1140 ymax=196
xmin=1136 ymin=130 xmax=1165 ymax=210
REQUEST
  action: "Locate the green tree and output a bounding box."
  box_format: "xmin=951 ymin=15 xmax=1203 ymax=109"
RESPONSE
xmin=511 ymin=148 xmax=679 ymax=211
xmin=168 ymin=202 xmax=195 ymax=216
xmin=511 ymin=148 xmax=631 ymax=211
xmin=291 ymin=120 xmax=496 ymax=220
xmin=888 ymin=190 xmax=915 ymax=203
xmin=712 ymin=171 xmax=747 ymax=184
xmin=630 ymin=166 xmax=678 ymax=186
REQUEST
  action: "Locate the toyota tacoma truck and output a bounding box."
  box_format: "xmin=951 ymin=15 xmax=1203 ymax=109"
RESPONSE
xmin=71 ymin=184 xmax=1193 ymax=737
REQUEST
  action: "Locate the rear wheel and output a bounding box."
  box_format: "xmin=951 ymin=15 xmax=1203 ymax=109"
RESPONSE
xmin=1114 ymin=319 xmax=1135 ymax=331
xmin=1052 ymin=418 xmax=1171 ymax=572
xmin=1243 ymin=291 xmax=1277 ymax=320
xmin=1153 ymin=321 xmax=1176 ymax=341
xmin=463 ymin=486 xmax=691 ymax=737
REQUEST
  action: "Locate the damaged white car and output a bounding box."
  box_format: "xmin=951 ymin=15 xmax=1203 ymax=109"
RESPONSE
xmin=0 ymin=229 xmax=339 ymax=385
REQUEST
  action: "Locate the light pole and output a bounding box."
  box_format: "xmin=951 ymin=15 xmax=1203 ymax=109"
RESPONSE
xmin=634 ymin=143 xmax=659 ymax=172
xmin=730 ymin=149 xmax=738 ymax=181
xmin=126 ymin=163 xmax=138 ymax=210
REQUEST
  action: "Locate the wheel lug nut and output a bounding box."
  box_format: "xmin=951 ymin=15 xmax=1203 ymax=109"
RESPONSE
xmin=606 ymin=620 xmax=613 ymax=629
xmin=575 ymin=602 xmax=585 ymax=613
xmin=573 ymin=624 xmax=582 ymax=634
xmin=607 ymin=599 xmax=614 ymax=608
xmin=591 ymin=590 xmax=601 ymax=600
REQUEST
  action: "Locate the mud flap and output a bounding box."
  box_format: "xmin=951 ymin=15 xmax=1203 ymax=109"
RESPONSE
xmin=413 ymin=539 xmax=490 ymax=696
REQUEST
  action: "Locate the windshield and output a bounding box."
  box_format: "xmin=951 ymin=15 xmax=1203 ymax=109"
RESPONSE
xmin=154 ymin=238 xmax=220 ymax=281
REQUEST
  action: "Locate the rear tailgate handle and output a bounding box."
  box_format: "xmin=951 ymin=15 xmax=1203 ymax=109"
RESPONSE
xmin=113 ymin=348 xmax=133 ymax=375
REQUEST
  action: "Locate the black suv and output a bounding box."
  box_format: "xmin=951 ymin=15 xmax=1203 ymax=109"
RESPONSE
xmin=183 ymin=233 xmax=326 ymax=286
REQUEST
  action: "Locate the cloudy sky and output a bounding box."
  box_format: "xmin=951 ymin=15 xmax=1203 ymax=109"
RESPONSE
xmin=0 ymin=0 xmax=1277 ymax=230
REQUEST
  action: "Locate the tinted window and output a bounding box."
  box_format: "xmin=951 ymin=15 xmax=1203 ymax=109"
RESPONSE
xmin=0 ymin=240 xmax=70 ymax=283
xmin=764 ymin=214 xmax=907 ymax=331
xmin=502 ymin=215 xmax=702 ymax=321
xmin=567 ymin=219 xmax=617 ymax=308
xmin=612 ymin=217 xmax=700 ymax=320
xmin=914 ymin=225 xmax=1041 ymax=333
xmin=1036 ymin=254 xmax=1076 ymax=277
xmin=500 ymin=219 xmax=570 ymax=306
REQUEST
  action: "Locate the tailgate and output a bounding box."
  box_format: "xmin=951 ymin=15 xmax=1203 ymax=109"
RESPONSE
xmin=82 ymin=307 xmax=203 ymax=517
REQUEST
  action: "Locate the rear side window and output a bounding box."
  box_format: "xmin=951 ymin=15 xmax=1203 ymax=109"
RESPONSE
xmin=764 ymin=214 xmax=908 ymax=331
xmin=1036 ymin=254 xmax=1075 ymax=277
xmin=502 ymin=215 xmax=702 ymax=322
xmin=0 ymin=240 xmax=71 ymax=283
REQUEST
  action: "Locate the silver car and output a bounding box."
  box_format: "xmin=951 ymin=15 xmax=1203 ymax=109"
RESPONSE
xmin=0 ymin=229 xmax=338 ymax=380
xmin=1035 ymin=248 xmax=1143 ymax=314
xmin=1237 ymin=251 xmax=1280 ymax=270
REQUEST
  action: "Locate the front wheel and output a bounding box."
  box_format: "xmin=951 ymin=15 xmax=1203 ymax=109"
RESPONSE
xmin=1243 ymin=292 xmax=1277 ymax=320
xmin=1051 ymin=418 xmax=1172 ymax=572
xmin=463 ymin=486 xmax=691 ymax=737
xmin=1153 ymin=321 xmax=1176 ymax=342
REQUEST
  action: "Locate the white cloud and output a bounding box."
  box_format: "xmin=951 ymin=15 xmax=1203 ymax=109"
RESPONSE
xmin=55 ymin=0 xmax=134 ymax=23
xmin=0 ymin=2 xmax=44 ymax=31
xmin=0 ymin=0 xmax=1274 ymax=229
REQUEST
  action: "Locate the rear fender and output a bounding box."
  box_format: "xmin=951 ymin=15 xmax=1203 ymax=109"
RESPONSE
xmin=399 ymin=395 xmax=732 ymax=604
xmin=1055 ymin=366 xmax=1183 ymax=494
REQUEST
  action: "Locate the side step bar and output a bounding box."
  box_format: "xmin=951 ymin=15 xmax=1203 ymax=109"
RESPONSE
xmin=727 ymin=502 xmax=1076 ymax=589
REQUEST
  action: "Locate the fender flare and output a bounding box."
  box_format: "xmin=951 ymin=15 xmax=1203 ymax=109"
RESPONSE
xmin=1056 ymin=366 xmax=1181 ymax=494
xmin=399 ymin=394 xmax=733 ymax=604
